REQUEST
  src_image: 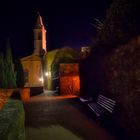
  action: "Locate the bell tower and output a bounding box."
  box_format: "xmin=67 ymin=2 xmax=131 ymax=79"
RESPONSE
xmin=33 ymin=13 xmax=47 ymax=56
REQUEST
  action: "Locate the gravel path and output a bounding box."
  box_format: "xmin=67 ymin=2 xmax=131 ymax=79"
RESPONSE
xmin=24 ymin=95 xmax=117 ymax=140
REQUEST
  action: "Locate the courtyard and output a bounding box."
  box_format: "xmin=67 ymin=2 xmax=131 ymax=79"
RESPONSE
xmin=24 ymin=93 xmax=116 ymax=140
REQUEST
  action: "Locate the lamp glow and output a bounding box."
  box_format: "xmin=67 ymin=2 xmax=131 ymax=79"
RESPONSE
xmin=45 ymin=72 xmax=49 ymax=76
xmin=39 ymin=78 xmax=43 ymax=82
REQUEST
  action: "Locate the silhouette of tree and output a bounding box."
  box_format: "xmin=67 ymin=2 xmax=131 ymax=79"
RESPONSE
xmin=0 ymin=53 xmax=7 ymax=88
xmin=96 ymin=0 xmax=140 ymax=52
xmin=5 ymin=39 xmax=17 ymax=88
xmin=14 ymin=58 xmax=25 ymax=88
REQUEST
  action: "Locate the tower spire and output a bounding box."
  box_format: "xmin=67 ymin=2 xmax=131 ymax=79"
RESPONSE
xmin=33 ymin=13 xmax=47 ymax=56
xmin=35 ymin=12 xmax=44 ymax=28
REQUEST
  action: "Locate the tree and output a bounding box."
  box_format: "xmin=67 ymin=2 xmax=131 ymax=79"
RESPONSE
xmin=5 ymin=39 xmax=17 ymax=88
xmin=90 ymin=18 xmax=104 ymax=31
xmin=96 ymin=0 xmax=140 ymax=52
xmin=0 ymin=53 xmax=7 ymax=88
xmin=14 ymin=58 xmax=25 ymax=88
xmin=51 ymin=47 xmax=79 ymax=76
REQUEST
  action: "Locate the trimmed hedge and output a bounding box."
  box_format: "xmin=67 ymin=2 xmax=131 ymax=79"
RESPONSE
xmin=0 ymin=99 xmax=25 ymax=140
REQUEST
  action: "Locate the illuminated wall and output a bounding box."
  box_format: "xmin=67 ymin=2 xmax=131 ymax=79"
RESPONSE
xmin=20 ymin=14 xmax=46 ymax=88
xmin=44 ymin=49 xmax=59 ymax=90
xmin=59 ymin=63 xmax=80 ymax=96
xmin=21 ymin=55 xmax=43 ymax=87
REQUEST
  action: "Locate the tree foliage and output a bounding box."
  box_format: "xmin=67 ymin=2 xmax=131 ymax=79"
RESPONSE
xmin=51 ymin=47 xmax=79 ymax=81
xmin=0 ymin=53 xmax=7 ymax=88
xmin=5 ymin=39 xmax=17 ymax=88
xmin=54 ymin=47 xmax=79 ymax=63
xmin=5 ymin=39 xmax=13 ymax=65
xmin=14 ymin=58 xmax=25 ymax=88
xmin=96 ymin=0 xmax=140 ymax=52
xmin=52 ymin=47 xmax=79 ymax=72
xmin=0 ymin=39 xmax=17 ymax=88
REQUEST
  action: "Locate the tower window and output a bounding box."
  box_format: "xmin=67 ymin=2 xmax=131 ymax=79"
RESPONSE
xmin=38 ymin=32 xmax=42 ymax=40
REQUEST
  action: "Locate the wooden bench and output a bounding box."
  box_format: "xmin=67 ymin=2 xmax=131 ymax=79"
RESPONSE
xmin=87 ymin=94 xmax=116 ymax=119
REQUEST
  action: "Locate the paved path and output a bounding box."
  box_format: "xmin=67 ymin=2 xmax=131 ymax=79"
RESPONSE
xmin=24 ymin=95 xmax=117 ymax=140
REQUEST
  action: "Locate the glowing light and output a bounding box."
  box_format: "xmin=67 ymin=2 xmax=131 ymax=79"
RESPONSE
xmin=45 ymin=72 xmax=49 ymax=76
xmin=39 ymin=78 xmax=44 ymax=82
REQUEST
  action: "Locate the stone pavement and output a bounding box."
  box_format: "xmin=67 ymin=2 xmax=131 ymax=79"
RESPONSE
xmin=24 ymin=94 xmax=117 ymax=140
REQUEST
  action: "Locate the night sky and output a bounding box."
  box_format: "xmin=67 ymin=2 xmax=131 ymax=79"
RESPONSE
xmin=0 ymin=0 xmax=112 ymax=58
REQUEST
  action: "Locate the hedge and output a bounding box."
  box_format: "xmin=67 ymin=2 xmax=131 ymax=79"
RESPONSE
xmin=0 ymin=99 xmax=25 ymax=140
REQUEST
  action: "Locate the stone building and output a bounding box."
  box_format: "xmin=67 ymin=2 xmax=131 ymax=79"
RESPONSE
xmin=21 ymin=14 xmax=47 ymax=88
xmin=20 ymin=14 xmax=88 ymax=95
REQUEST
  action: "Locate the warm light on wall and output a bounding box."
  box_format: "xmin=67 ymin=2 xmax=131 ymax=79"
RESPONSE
xmin=45 ymin=71 xmax=51 ymax=79
xmin=39 ymin=77 xmax=44 ymax=83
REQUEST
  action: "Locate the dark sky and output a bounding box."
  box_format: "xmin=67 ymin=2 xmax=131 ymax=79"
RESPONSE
xmin=0 ymin=0 xmax=112 ymax=58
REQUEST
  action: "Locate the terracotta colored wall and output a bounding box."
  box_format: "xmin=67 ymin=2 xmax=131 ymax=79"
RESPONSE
xmin=59 ymin=63 xmax=80 ymax=96
xmin=0 ymin=89 xmax=14 ymax=109
xmin=60 ymin=76 xmax=80 ymax=96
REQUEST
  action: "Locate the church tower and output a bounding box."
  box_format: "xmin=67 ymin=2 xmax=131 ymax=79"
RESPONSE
xmin=33 ymin=13 xmax=47 ymax=56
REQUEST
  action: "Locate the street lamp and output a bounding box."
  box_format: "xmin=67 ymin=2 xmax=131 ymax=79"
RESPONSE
xmin=45 ymin=72 xmax=49 ymax=76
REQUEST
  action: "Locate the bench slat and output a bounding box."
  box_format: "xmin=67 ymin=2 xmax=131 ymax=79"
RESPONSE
xmin=88 ymin=103 xmax=108 ymax=116
xmin=89 ymin=103 xmax=104 ymax=114
xmin=88 ymin=94 xmax=116 ymax=118
xmin=98 ymin=98 xmax=116 ymax=108
xmin=80 ymin=94 xmax=116 ymax=119
xmin=97 ymin=100 xmax=114 ymax=113
xmin=98 ymin=97 xmax=115 ymax=107
xmin=88 ymin=104 xmax=100 ymax=117
xmin=97 ymin=98 xmax=115 ymax=111
xmin=99 ymin=94 xmax=116 ymax=104
xmin=97 ymin=94 xmax=116 ymax=113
